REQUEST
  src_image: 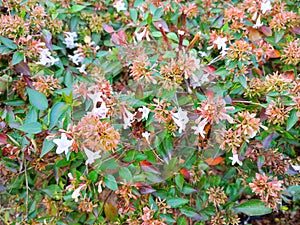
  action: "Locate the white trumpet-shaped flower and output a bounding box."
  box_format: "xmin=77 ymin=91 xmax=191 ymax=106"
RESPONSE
xmin=253 ymin=15 xmax=263 ymax=29
xmin=229 ymin=153 xmax=243 ymax=166
xmin=37 ymin=48 xmax=59 ymax=66
xmin=191 ymin=117 xmax=208 ymax=138
xmin=261 ymin=0 xmax=272 ymax=14
xmin=171 ymin=107 xmax=189 ymax=133
xmin=53 ymin=133 xmax=73 ymax=156
xmin=63 ymin=32 xmax=77 ymax=49
xmin=138 ymin=106 xmax=150 ymax=120
xmin=84 ymin=147 xmax=101 ymax=165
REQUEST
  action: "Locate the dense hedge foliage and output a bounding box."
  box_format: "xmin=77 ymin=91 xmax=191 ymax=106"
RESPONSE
xmin=0 ymin=0 xmax=300 ymax=224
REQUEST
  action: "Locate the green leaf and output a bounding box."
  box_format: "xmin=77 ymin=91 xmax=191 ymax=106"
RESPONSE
xmin=40 ymin=139 xmax=55 ymax=157
xmin=88 ymin=171 xmax=98 ymax=182
xmin=167 ymin=197 xmax=189 ymax=208
xmin=96 ymin=51 xmax=108 ymax=57
xmin=275 ymin=30 xmax=285 ymax=43
xmin=285 ymin=185 xmax=300 ymax=201
xmin=166 ymin=32 xmax=179 ymax=42
xmin=104 ymin=174 xmax=118 ymax=191
xmin=55 ymin=158 xmax=71 ymax=167
xmin=181 ymin=185 xmax=197 ymax=194
xmin=100 ymin=158 xmax=119 ymax=171
xmin=233 ymin=199 xmax=272 ymax=216
xmin=12 ymin=52 xmax=24 ymax=65
xmin=0 ymin=45 xmax=12 ymax=54
xmin=119 ymin=167 xmax=133 ymax=182
xmin=4 ymin=99 xmax=25 ymax=106
xmin=26 ymin=88 xmax=48 ymax=110
xmin=64 ymin=71 xmax=73 ymax=87
xmin=287 ymin=109 xmax=298 ymax=131
xmin=175 ymin=174 xmax=184 ymax=190
xmin=0 ymin=37 xmax=17 ymax=49
xmin=177 ymin=216 xmax=187 ymax=225
xmin=69 ymin=16 xmax=79 ymax=32
xmin=146 ymin=172 xmax=163 ymax=184
xmin=214 ymin=66 xmax=228 ymax=80
xmin=238 ymin=75 xmax=248 ymax=88
xmin=152 ymin=31 xmax=162 ymax=38
xmin=134 ymin=0 xmax=145 ymax=7
xmin=69 ymin=4 xmax=86 ymax=13
xmin=130 ymin=8 xmax=138 ymax=23
xmin=160 ymin=214 xmax=176 ymax=223
xmin=17 ymin=122 xmax=42 ymax=134
xmin=180 ymin=206 xmax=202 ymax=219
xmin=49 ymin=102 xmax=68 ymax=129
xmin=40 ymin=184 xmax=62 ymax=200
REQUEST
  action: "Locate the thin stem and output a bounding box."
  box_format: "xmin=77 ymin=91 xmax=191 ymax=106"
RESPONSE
xmin=208 ymin=55 xmax=222 ymax=65
xmin=23 ymin=154 xmax=29 ymax=218
xmin=232 ymin=99 xmax=265 ymax=107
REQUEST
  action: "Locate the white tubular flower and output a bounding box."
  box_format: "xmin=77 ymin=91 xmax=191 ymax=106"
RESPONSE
xmin=84 ymin=147 xmax=101 ymax=165
xmin=63 ymin=32 xmax=77 ymax=49
xmin=213 ymin=37 xmax=228 ymax=56
xmin=229 ymin=153 xmax=243 ymax=166
xmin=71 ymin=184 xmax=86 ymax=202
xmin=90 ymin=102 xmax=109 ymax=118
xmin=261 ymin=0 xmax=272 ymax=14
xmin=213 ymin=37 xmax=227 ymax=50
xmin=138 ymin=106 xmax=150 ymax=120
xmin=113 ymin=0 xmax=126 ymax=12
xmin=142 ymin=131 xmax=151 ymax=143
xmin=68 ymin=53 xmax=84 ymax=65
xmin=37 ymin=48 xmax=59 ymax=66
xmin=171 ymin=107 xmax=189 ymax=133
xmin=191 ymin=117 xmax=208 ymax=138
xmin=123 ymin=108 xmax=135 ymax=129
xmin=53 ymin=133 xmax=73 ymax=156
xmin=253 ymin=15 xmax=263 ymax=29
xmin=78 ymin=64 xmax=87 ymax=74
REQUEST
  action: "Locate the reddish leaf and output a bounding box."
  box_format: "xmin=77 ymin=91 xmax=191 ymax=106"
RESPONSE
xmin=282 ymin=70 xmax=295 ymax=82
xmin=111 ymin=33 xmax=120 ymax=45
xmin=262 ymin=132 xmax=279 ymax=148
xmin=135 ymin=183 xmax=156 ymax=194
xmin=0 ymin=133 xmax=7 ymax=145
xmin=253 ymin=68 xmax=263 ymax=76
xmin=260 ymin=26 xmax=272 ymax=36
xmin=102 ymin=23 xmax=115 ymax=33
xmin=259 ymin=107 xmax=268 ymax=122
xmin=140 ymin=160 xmax=161 ymax=174
xmin=14 ymin=61 xmax=31 ymax=76
xmin=267 ymin=49 xmax=281 ymax=59
xmin=248 ymin=27 xmax=262 ymax=41
xmin=290 ymin=26 xmax=300 ymax=35
xmin=111 ymin=30 xmax=127 ymax=45
xmin=180 ymin=168 xmax=191 ymax=180
xmin=204 ymin=65 xmax=216 ymax=73
xmin=205 ymin=156 xmax=224 ymax=166
xmin=206 ymin=90 xmax=214 ymax=100
xmin=22 ymin=75 xmax=34 ymax=89
xmin=117 ymin=30 xmax=127 ymax=45
xmin=140 ymin=160 xmax=152 ymax=167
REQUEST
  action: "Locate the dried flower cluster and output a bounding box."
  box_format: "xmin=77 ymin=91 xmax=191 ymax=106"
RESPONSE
xmin=75 ymin=114 xmax=120 ymax=152
xmin=207 ymin=186 xmax=228 ymax=208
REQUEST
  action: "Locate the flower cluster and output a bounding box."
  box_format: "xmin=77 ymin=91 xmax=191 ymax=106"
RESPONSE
xmin=249 ymin=173 xmax=284 ymax=209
